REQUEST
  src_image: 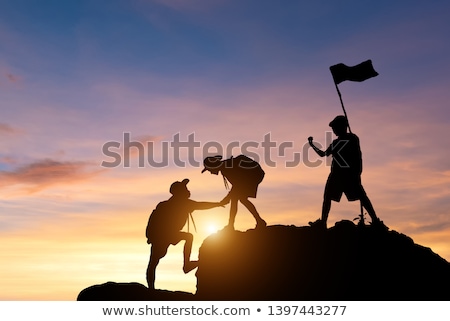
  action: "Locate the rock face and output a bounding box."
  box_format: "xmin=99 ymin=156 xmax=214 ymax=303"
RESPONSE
xmin=77 ymin=282 xmax=194 ymax=301
xmin=78 ymin=220 xmax=450 ymax=300
xmin=196 ymin=221 xmax=450 ymax=300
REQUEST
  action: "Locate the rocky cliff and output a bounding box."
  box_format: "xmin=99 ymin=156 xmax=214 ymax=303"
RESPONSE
xmin=78 ymin=220 xmax=450 ymax=300
xmin=196 ymin=221 xmax=450 ymax=300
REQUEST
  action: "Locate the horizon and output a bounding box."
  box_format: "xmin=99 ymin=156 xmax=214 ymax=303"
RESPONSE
xmin=1 ymin=0 xmax=450 ymax=300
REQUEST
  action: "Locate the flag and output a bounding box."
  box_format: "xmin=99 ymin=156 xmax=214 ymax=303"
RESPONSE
xmin=330 ymin=60 xmax=378 ymax=85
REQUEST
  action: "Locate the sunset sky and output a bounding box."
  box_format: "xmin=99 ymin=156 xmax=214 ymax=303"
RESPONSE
xmin=1 ymin=0 xmax=450 ymax=300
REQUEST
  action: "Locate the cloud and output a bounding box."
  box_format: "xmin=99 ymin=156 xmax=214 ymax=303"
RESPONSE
xmin=4 ymin=73 xmax=20 ymax=83
xmin=6 ymin=73 xmax=20 ymax=83
xmin=0 ymin=159 xmax=104 ymax=193
xmin=413 ymin=222 xmax=450 ymax=234
xmin=0 ymin=156 xmax=18 ymax=165
xmin=129 ymin=0 xmax=228 ymax=33
xmin=0 ymin=68 xmax=21 ymax=85
xmin=0 ymin=123 xmax=23 ymax=136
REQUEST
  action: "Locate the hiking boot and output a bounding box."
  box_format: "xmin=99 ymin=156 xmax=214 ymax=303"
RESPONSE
xmin=371 ymin=218 xmax=388 ymax=231
xmin=308 ymin=219 xmax=327 ymax=229
xmin=183 ymin=260 xmax=198 ymax=273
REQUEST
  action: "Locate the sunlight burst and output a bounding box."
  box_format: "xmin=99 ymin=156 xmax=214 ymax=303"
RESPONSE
xmin=207 ymin=224 xmax=218 ymax=234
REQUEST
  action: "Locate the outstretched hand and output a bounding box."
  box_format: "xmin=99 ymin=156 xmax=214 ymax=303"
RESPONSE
xmin=308 ymin=136 xmax=313 ymax=145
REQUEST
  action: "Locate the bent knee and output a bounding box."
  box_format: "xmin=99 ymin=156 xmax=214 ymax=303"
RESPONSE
xmin=179 ymin=232 xmax=193 ymax=242
xmin=239 ymin=196 xmax=251 ymax=203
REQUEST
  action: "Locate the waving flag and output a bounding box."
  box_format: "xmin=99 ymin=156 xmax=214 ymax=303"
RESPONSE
xmin=330 ymin=60 xmax=378 ymax=84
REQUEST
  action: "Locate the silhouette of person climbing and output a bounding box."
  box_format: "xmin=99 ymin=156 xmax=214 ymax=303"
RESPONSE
xmin=308 ymin=115 xmax=383 ymax=229
xmin=145 ymin=179 xmax=222 ymax=290
xmin=201 ymin=155 xmax=266 ymax=230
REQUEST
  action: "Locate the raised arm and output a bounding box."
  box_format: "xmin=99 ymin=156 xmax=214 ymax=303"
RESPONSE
xmin=308 ymin=136 xmax=326 ymax=157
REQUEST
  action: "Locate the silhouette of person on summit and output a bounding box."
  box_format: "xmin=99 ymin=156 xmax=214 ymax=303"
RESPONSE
xmin=308 ymin=115 xmax=383 ymax=229
xmin=202 ymin=155 xmax=266 ymax=230
xmin=145 ymin=179 xmax=222 ymax=290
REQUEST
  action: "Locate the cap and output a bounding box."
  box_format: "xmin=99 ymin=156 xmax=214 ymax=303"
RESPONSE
xmin=329 ymin=115 xmax=348 ymax=128
xmin=169 ymin=178 xmax=189 ymax=195
xmin=201 ymin=155 xmax=223 ymax=173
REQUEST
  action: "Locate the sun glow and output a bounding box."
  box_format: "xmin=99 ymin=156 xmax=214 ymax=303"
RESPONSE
xmin=207 ymin=224 xmax=218 ymax=234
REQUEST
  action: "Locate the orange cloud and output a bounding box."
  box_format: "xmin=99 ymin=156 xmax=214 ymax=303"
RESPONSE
xmin=0 ymin=159 xmax=104 ymax=193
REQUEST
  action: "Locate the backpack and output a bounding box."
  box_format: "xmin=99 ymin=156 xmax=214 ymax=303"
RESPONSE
xmin=222 ymin=155 xmax=265 ymax=188
xmin=145 ymin=199 xmax=196 ymax=244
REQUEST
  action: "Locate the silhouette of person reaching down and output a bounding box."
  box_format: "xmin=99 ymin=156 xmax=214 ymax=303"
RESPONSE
xmin=308 ymin=115 xmax=383 ymax=229
xmin=145 ymin=179 xmax=222 ymax=290
xmin=202 ymin=155 xmax=266 ymax=230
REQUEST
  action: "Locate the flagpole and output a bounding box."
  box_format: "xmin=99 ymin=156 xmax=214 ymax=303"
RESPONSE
xmin=334 ymin=82 xmax=352 ymax=134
